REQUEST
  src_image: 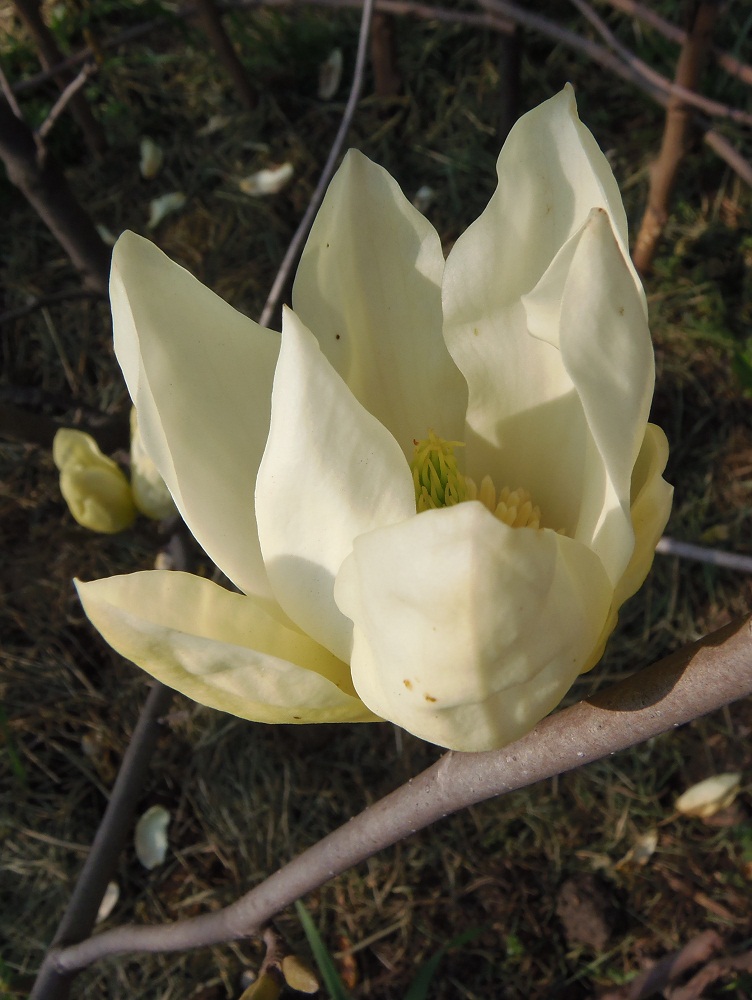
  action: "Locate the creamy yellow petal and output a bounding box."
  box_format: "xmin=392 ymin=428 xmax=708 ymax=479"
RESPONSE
xmin=580 ymin=423 xmax=672 ymax=672
xmin=334 ymin=503 xmax=612 ymax=751
xmin=110 ymin=232 xmax=279 ymax=601
xmin=256 ymin=308 xmax=415 ymax=662
xmin=76 ymin=572 xmax=377 ymax=724
xmin=293 ymin=149 xmax=467 ymax=455
xmin=443 ymin=86 xmax=645 ymax=489
xmin=129 ymin=408 xmax=178 ymax=520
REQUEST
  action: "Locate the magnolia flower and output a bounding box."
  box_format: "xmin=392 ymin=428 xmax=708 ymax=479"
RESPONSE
xmin=76 ymin=87 xmax=672 ymax=752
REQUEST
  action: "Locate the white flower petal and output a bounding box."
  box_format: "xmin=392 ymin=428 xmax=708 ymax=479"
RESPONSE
xmin=293 ymin=149 xmax=467 ymax=454
xmin=147 ymin=192 xmax=185 ymax=230
xmin=238 ymin=163 xmax=294 ymax=196
xmin=318 ymin=48 xmax=343 ymax=100
xmin=111 ymin=232 xmax=279 ymax=601
xmin=553 ymin=208 xmax=655 ymax=583
xmin=129 ymin=408 xmax=178 ymax=520
xmin=76 ymin=572 xmax=377 ymax=724
xmin=135 ymin=805 xmax=170 ymax=869
xmin=96 ymin=881 xmax=120 ymax=923
xmin=335 ymin=503 xmax=612 ymax=751
xmin=139 ymin=137 xmax=164 ymax=180
xmin=675 ymin=773 xmax=742 ymax=818
xmin=443 ymin=86 xmax=645 ymax=480
xmin=256 ymin=308 xmax=415 ymax=662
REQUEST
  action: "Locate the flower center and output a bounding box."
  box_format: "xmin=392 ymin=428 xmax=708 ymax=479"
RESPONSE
xmin=410 ymin=431 xmax=542 ymax=529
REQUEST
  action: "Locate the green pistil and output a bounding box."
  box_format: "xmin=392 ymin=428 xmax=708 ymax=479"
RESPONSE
xmin=411 ymin=430 xmax=468 ymax=512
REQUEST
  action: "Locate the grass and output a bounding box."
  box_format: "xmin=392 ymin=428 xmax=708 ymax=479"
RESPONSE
xmin=2 ymin=2 xmax=752 ymax=998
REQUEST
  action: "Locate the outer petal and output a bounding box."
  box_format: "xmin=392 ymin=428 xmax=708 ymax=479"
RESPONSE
xmin=444 ymin=85 xmax=641 ymax=317
xmin=255 ymin=308 xmax=415 ymax=662
xmin=443 ymin=87 xmax=646 ymax=497
xmin=293 ymin=149 xmax=467 ymax=454
xmin=334 ymin=504 xmax=613 ymax=751
xmin=581 ymin=422 xmax=672 ymax=672
xmin=534 ymin=208 xmax=655 ymax=584
xmin=129 ymin=408 xmax=178 ymax=520
xmin=111 ymin=232 xmax=280 ymax=601
xmin=76 ymin=572 xmax=377 ymax=724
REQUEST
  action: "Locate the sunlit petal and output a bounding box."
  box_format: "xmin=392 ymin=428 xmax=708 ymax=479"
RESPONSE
xmin=111 ymin=232 xmax=280 ymax=601
xmin=335 ymin=503 xmax=612 ymax=751
xmin=294 ymin=149 xmax=467 ymax=454
xmin=77 ymin=572 xmax=376 ymax=723
xmin=256 ymin=308 xmax=414 ymax=662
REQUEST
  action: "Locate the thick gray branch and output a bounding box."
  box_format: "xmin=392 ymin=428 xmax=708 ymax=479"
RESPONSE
xmin=50 ymin=614 xmax=752 ymax=973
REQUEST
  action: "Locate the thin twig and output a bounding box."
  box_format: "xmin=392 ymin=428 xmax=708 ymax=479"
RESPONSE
xmin=656 ymin=536 xmax=752 ymax=574
xmin=48 ymin=615 xmax=752 ymax=971
xmin=36 ymin=64 xmax=97 ymax=144
xmin=0 ymin=64 xmax=24 ymax=118
xmin=0 ymin=289 xmax=107 ymax=325
xmin=569 ymin=0 xmax=752 ymax=127
xmin=31 ymin=681 xmax=174 ymax=1000
xmin=601 ymin=0 xmax=752 ymax=86
xmin=258 ymin=0 xmax=375 ymax=328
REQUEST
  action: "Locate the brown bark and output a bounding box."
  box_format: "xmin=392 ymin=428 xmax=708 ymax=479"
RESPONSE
xmin=11 ymin=0 xmax=106 ymax=157
xmin=0 ymin=98 xmax=110 ymax=293
xmin=632 ymin=2 xmax=718 ymax=275
xmin=370 ymin=12 xmax=401 ymax=98
xmin=193 ymin=0 xmax=256 ymax=111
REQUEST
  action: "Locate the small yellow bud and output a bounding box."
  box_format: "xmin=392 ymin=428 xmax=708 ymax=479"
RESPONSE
xmin=53 ymin=428 xmax=136 ymax=534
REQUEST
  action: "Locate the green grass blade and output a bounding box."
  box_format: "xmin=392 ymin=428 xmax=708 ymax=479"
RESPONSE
xmin=295 ymin=901 xmax=352 ymax=1000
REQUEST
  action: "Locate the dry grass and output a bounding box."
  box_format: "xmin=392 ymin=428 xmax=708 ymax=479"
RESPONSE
xmin=2 ymin=3 xmax=752 ymax=998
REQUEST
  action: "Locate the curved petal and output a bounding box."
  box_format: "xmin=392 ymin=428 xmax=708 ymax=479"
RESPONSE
xmin=334 ymin=503 xmax=613 ymax=751
xmin=76 ymin=572 xmax=377 ymax=724
xmin=548 ymin=208 xmax=654 ymax=583
xmin=111 ymin=232 xmax=280 ymax=600
xmin=256 ymin=308 xmax=415 ymax=662
xmin=443 ymin=87 xmax=645 ymax=483
xmin=580 ymin=422 xmax=672 ymax=673
xmin=293 ymin=149 xmax=467 ymax=454
xmin=129 ymin=408 xmax=178 ymax=520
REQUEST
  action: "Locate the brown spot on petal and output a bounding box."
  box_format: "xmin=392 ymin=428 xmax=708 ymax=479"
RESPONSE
xmin=403 ymin=679 xmax=413 ymax=690
xmin=424 ymin=694 xmax=437 ymax=702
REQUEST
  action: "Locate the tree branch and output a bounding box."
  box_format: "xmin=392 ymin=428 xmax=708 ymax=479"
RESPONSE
xmin=31 ymin=681 xmax=174 ymax=1000
xmin=47 ymin=614 xmax=752 ymax=973
xmin=258 ymin=0 xmax=375 ymax=328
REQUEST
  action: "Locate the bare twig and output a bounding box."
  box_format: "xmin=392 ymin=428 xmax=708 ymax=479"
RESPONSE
xmin=258 ymin=0 xmax=375 ymax=328
xmin=570 ymin=0 xmax=750 ymax=126
xmin=656 ymin=536 xmax=752 ymax=574
xmin=631 ymin=1 xmax=718 ymax=274
xmin=602 ymin=0 xmax=752 ymax=86
xmin=37 ymin=64 xmax=97 ymax=144
xmin=193 ymin=0 xmax=257 ymax=111
xmin=599 ymin=930 xmax=723 ymax=1000
xmin=31 ymin=681 xmax=174 ymax=1000
xmin=11 ymin=0 xmax=106 ymax=156
xmin=0 ymin=63 xmax=23 ymax=119
xmin=47 ymin=615 xmax=752 ymax=972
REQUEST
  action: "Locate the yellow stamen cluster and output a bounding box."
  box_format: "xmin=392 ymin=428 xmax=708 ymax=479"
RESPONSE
xmin=411 ymin=430 xmax=468 ymax=512
xmin=410 ymin=431 xmax=542 ymax=529
xmin=464 ymin=477 xmax=542 ymax=529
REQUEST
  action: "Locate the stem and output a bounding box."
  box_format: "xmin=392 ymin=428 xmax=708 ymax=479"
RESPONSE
xmin=258 ymin=0 xmax=375 ymax=329
xmin=48 ymin=614 xmax=752 ymax=972
xmin=30 ymin=682 xmax=173 ymax=1000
